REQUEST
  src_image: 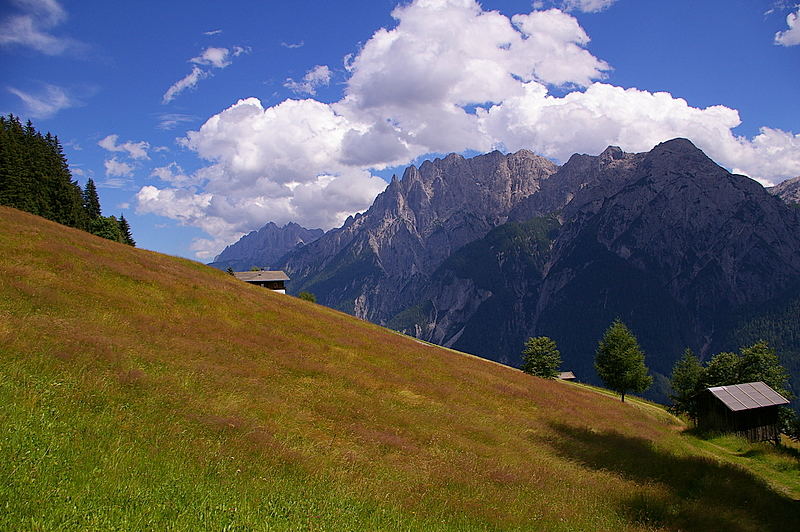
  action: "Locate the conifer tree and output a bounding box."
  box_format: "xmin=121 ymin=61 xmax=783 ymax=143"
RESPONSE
xmin=669 ymin=348 xmax=704 ymax=420
xmin=83 ymin=178 xmax=101 ymax=220
xmin=0 ymin=114 xmax=87 ymax=229
xmin=118 ymin=215 xmax=136 ymax=246
xmin=594 ymin=319 xmax=652 ymax=402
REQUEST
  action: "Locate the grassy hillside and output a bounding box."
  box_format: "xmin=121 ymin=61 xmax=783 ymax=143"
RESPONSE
xmin=1 ymin=206 xmax=797 ymax=531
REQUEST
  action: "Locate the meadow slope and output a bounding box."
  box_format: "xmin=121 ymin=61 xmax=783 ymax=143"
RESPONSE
xmin=0 ymin=206 xmax=796 ymax=531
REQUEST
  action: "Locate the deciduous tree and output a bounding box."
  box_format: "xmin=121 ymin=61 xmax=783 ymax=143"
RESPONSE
xmin=521 ymin=336 xmax=561 ymax=378
xmin=298 ymin=291 xmax=316 ymax=303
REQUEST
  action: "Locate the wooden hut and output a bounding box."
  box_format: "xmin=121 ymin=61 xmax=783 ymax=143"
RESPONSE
xmin=557 ymin=371 xmax=576 ymax=381
xmin=233 ymin=270 xmax=290 ymax=293
xmin=696 ymin=381 xmax=789 ymax=443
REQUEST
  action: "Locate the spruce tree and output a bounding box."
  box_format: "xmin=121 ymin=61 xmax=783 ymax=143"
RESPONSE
xmin=669 ymin=348 xmax=704 ymax=420
xmin=594 ymin=319 xmax=652 ymax=402
xmin=118 ymin=214 xmax=136 ymax=246
xmin=83 ymin=178 xmax=101 ymax=220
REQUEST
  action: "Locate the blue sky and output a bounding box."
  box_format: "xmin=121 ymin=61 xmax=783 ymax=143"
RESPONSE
xmin=3 ymin=0 xmax=799 ymax=260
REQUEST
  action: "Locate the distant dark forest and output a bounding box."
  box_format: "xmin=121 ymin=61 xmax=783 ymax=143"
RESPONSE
xmin=0 ymin=114 xmax=134 ymax=246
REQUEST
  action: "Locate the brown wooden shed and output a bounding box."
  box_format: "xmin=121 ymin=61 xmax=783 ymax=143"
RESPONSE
xmin=233 ymin=271 xmax=290 ymax=293
xmin=696 ymin=381 xmax=789 ymax=443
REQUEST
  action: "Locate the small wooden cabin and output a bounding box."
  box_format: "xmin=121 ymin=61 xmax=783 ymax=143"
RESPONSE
xmin=696 ymin=381 xmax=789 ymax=443
xmin=233 ymin=270 xmax=290 ymax=293
xmin=557 ymin=371 xmax=576 ymax=381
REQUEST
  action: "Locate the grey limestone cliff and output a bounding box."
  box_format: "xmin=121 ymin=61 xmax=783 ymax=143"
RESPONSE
xmin=209 ymin=222 xmax=324 ymax=271
xmin=768 ymin=175 xmax=800 ymax=205
xmin=392 ymin=139 xmax=800 ymax=400
xmin=279 ymin=149 xmax=558 ymax=319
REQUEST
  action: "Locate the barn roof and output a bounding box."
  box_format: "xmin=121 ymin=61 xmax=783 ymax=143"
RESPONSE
xmin=706 ymin=381 xmax=789 ymax=412
xmin=234 ymin=271 xmax=290 ymax=282
xmin=557 ymin=371 xmax=576 ymax=380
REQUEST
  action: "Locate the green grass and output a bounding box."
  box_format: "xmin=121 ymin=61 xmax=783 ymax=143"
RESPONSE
xmin=681 ymin=430 xmax=800 ymax=500
xmin=1 ymin=206 xmax=798 ymax=531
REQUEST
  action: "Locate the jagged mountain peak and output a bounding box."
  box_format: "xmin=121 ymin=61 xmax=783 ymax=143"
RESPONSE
xmin=769 ymin=174 xmax=800 ymax=205
xmin=278 ymin=147 xmax=559 ymax=319
xmin=643 ymin=138 xmax=719 ymax=173
xmin=209 ymin=221 xmax=324 ymax=271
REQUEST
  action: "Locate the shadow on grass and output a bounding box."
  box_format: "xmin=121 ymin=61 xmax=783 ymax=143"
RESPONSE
xmin=538 ymin=422 xmax=798 ymax=532
xmin=683 ymin=426 xmax=800 ymax=460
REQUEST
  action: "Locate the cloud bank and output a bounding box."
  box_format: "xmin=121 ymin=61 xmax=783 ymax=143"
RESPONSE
xmin=137 ymin=0 xmax=800 ymax=259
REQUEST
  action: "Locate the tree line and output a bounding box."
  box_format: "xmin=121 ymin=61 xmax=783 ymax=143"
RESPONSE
xmin=0 ymin=114 xmax=134 ymax=246
xmin=520 ymin=319 xmax=798 ymax=439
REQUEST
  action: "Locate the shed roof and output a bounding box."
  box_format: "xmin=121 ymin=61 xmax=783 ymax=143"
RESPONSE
xmin=234 ymin=271 xmax=290 ymax=282
xmin=558 ymin=371 xmax=576 ymax=380
xmin=706 ymin=381 xmax=789 ymax=412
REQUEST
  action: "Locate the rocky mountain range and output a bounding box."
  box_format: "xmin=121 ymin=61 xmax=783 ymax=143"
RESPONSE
xmin=409 ymin=140 xmax=800 ymax=399
xmin=209 ymin=221 xmax=324 ymax=271
xmin=276 ymin=149 xmax=558 ymax=318
xmin=215 ymin=139 xmax=800 ymax=401
xmin=769 ymin=175 xmax=800 ymax=205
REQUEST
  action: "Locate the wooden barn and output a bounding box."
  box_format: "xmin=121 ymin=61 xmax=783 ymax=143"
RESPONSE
xmin=233 ymin=271 xmax=290 ymax=293
xmin=696 ymin=381 xmax=789 ymax=443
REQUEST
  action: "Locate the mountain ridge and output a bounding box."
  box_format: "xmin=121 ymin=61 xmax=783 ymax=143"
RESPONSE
xmin=209 ymin=221 xmax=324 ymax=271
xmin=769 ymin=174 xmax=800 ymax=205
xmin=279 ymin=148 xmax=558 ymax=318
xmin=392 ymin=139 xmax=800 ymax=400
xmin=214 ymin=139 xmax=800 ymax=401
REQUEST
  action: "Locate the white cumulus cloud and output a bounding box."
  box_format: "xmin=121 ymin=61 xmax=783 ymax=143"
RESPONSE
xmin=190 ymin=46 xmax=248 ymax=68
xmin=284 ymin=65 xmax=332 ymax=95
xmin=104 ymin=158 xmax=134 ymax=178
xmin=139 ymin=0 xmax=800 ymax=259
xmin=98 ymin=134 xmax=150 ymax=160
xmin=775 ymin=6 xmax=800 ymax=46
xmin=151 ymin=162 xmax=194 ymax=186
